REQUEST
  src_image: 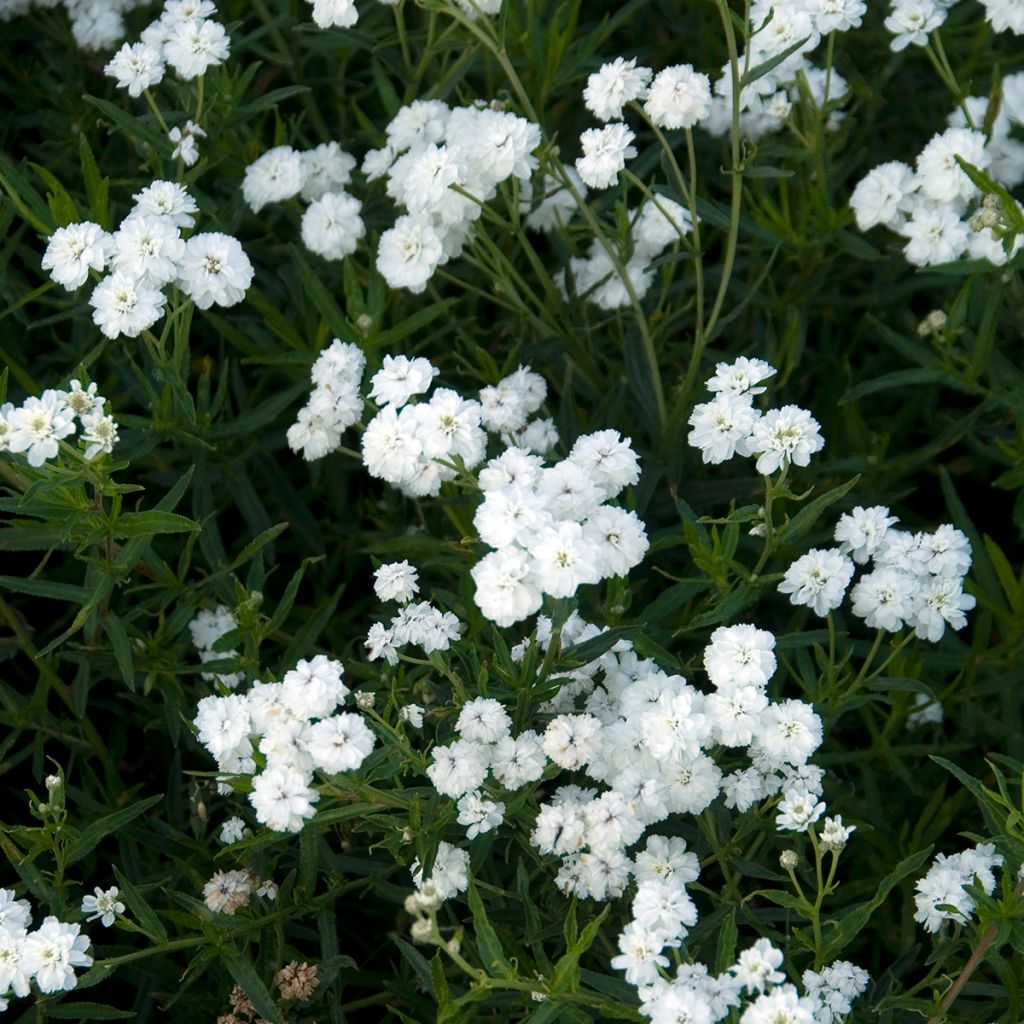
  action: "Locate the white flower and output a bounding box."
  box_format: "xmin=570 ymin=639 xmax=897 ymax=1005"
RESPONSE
xmin=900 ymin=202 xmax=969 ymax=266
xmin=748 ymin=405 xmax=824 ymax=474
xmin=219 ymin=817 xmax=246 ymax=844
xmin=568 ymin=429 xmax=641 ymax=498
xmin=778 ymin=548 xmax=855 ymax=617
xmin=376 ymin=215 xmax=445 ymax=294
xmin=456 ymin=791 xmax=505 ymax=839
xmin=21 ymin=918 xmax=92 ymax=994
xmin=104 ymin=41 xmax=164 ymax=97
xmin=249 ymin=766 xmax=318 ymax=833
xmin=80 ymin=886 xmax=124 ymax=927
xmin=733 ymin=938 xmax=785 ymax=993
xmin=754 ymin=699 xmax=823 ymax=768
xmin=132 ymin=181 xmax=198 ymax=228
xmin=706 ymin=356 xmax=776 ymax=396
xmin=850 ymin=161 xmax=916 ymax=231
xmin=490 ymin=731 xmax=546 ymax=789
xmin=583 ymin=57 xmax=652 ymax=121
xmin=850 ymin=568 xmax=916 ymax=631
xmin=471 ymin=548 xmax=543 ymax=626
xmin=582 ymin=506 xmax=650 ymax=578
xmin=775 ymin=786 xmax=826 ymax=831
xmin=820 ymin=815 xmax=856 ymax=852
xmin=164 ymin=17 xmax=230 ymax=79
xmin=301 ymin=142 xmax=357 ymax=201
xmin=369 ymin=355 xmax=438 ymax=408
xmin=543 ymin=714 xmax=602 ymax=770
xmin=411 ymin=841 xmax=469 ymax=901
xmin=532 ymin=521 xmax=602 ymax=598
xmin=456 ymin=697 xmax=511 ymax=743
xmin=834 ymin=505 xmax=898 ymax=563
xmin=307 ymin=0 xmax=358 ymax=28
xmin=169 ymin=120 xmax=207 ymax=167
xmin=704 ymin=624 xmax=776 ymax=689
xmin=89 ymin=270 xmax=166 ymax=339
xmin=374 ymin=561 xmax=420 ymax=603
xmin=426 ymin=740 xmax=489 ymax=798
xmin=688 ymin=392 xmax=759 ymax=465
xmin=42 ymin=222 xmax=111 ymax=290
xmin=242 ymin=146 xmax=305 ymax=212
xmin=304 ymin=713 xmax=376 ymax=774
xmin=80 ymin=412 xmax=118 ymax=460
xmin=609 ymin=922 xmax=671 ymax=987
xmin=576 ymin=123 xmax=636 ymax=189
xmin=644 ymin=64 xmax=712 ymax=129
xmin=910 ymin=576 xmax=976 ymax=641
xmin=0 ymin=890 xmax=32 ymax=932
xmin=178 ymin=233 xmax=254 ymax=309
xmin=399 ymin=704 xmax=425 ymax=728
xmin=301 ymin=191 xmax=365 ymax=261
xmin=916 ymin=127 xmax=989 ymax=204
xmin=111 ymin=214 xmax=184 ymax=286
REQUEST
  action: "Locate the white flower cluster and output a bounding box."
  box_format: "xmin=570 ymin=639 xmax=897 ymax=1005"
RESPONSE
xmin=242 ymin=142 xmax=364 ymax=262
xmin=698 ymin=0 xmax=857 ymax=144
xmin=561 ymin=194 xmax=696 ymax=310
xmin=688 ymin=357 xmax=825 ymax=473
xmin=104 ymin=0 xmax=230 ymax=110
xmin=851 ymin=88 xmax=1024 ymax=267
xmin=779 ymin=507 xmax=976 ymax=641
xmin=189 ymin=604 xmax=244 ymax=688
xmin=418 ymin=615 xmax=829 ymax=910
xmin=364 ymin=99 xmax=541 ymax=293
xmin=617 ymin=929 xmax=868 ymax=1024
xmin=886 ymin=0 xmax=1024 ymax=47
xmin=913 ymin=842 xmax=1004 ymax=932
xmin=0 ymin=380 xmax=118 ymax=468
xmin=574 ymin=56 xmax=711 ymax=192
xmin=192 ymin=654 xmax=376 ymax=832
xmin=0 ymin=888 xmax=93 ymax=1003
xmin=286 ymin=339 xmax=366 ymax=460
xmin=365 ymin=560 xmax=462 ymax=665
xmin=42 ymin=181 xmax=253 ymax=339
xmin=0 ymin=0 xmax=150 ymax=51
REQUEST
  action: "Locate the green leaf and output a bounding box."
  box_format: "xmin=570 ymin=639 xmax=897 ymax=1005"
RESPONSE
xmin=840 ymin=368 xmax=961 ymax=405
xmin=46 ymin=1004 xmax=135 ymax=1020
xmin=819 ymin=846 xmax=933 ymax=961
xmin=112 ymin=511 xmax=200 ymax=539
xmin=101 ymin=613 xmax=135 ymax=690
xmin=220 ymin=947 xmax=283 ymax=1024
xmin=776 ymin=476 xmax=860 ymax=547
xmin=393 ymin=937 xmax=432 ymax=992
xmin=66 ymin=794 xmax=163 ymax=864
xmin=739 ymin=35 xmax=811 ymax=90
xmin=0 ymin=575 xmax=87 ymax=603
xmin=466 ymin=874 xmax=510 ymax=973
xmin=289 ymin=243 xmax=358 ymax=342
xmin=111 ymin=866 xmax=168 ymax=943
xmin=83 ymin=95 xmax=166 ymax=153
xmin=79 ymin=134 xmax=109 ymax=228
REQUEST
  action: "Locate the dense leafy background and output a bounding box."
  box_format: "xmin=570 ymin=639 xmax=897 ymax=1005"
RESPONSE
xmin=1 ymin=1 xmax=1023 ymax=1021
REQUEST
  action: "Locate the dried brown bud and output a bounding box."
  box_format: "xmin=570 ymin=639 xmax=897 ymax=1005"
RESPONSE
xmin=275 ymin=960 xmax=319 ymax=1001
xmin=228 ymin=982 xmax=255 ymax=1016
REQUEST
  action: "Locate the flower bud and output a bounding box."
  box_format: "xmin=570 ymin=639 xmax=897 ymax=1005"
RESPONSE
xmin=780 ymin=850 xmax=799 ymax=870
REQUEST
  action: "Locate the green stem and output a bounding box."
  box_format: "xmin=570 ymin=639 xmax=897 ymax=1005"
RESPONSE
xmin=143 ymin=89 xmax=169 ymax=135
xmin=705 ymin=0 xmax=747 ymax=343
